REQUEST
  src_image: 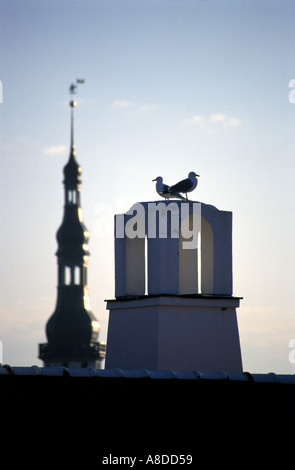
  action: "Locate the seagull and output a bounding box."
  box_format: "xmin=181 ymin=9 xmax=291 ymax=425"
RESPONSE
xmin=152 ymin=176 xmax=186 ymax=200
xmin=168 ymin=171 xmax=200 ymax=199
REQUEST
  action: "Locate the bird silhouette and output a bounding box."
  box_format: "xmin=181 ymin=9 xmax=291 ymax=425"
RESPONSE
xmin=152 ymin=176 xmax=186 ymax=200
xmin=168 ymin=171 xmax=200 ymax=199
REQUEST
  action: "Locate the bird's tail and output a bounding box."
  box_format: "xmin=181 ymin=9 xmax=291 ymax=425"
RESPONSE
xmin=169 ymin=191 xmax=186 ymax=200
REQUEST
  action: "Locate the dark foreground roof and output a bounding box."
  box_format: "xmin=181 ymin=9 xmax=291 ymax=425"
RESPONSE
xmin=1 ymin=366 xmax=294 ymax=464
xmin=0 ymin=365 xmax=294 ymax=382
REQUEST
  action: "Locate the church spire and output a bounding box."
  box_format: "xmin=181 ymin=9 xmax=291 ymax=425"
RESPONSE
xmin=39 ymin=85 xmax=106 ymax=368
xmin=70 ymin=99 xmax=76 ymax=150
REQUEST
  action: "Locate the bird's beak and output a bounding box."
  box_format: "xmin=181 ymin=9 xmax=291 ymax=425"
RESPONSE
xmin=196 ymin=174 xmax=200 ymax=177
xmin=152 ymin=178 xmax=156 ymax=181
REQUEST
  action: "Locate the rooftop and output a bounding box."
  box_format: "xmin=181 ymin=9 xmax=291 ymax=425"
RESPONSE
xmin=0 ymin=364 xmax=294 ymax=382
xmin=1 ymin=365 xmax=294 ymax=465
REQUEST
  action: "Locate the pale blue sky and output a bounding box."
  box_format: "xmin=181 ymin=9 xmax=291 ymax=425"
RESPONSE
xmin=0 ymin=0 xmax=294 ymax=372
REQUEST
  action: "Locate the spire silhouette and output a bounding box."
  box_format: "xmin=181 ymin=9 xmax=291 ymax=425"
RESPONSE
xmin=39 ymin=85 xmax=105 ymax=368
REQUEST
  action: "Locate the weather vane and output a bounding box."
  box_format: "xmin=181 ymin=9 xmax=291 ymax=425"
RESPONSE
xmin=69 ymin=78 xmax=85 ymax=147
xmin=69 ymin=78 xmax=85 ymax=107
xmin=69 ymin=78 xmax=85 ymax=95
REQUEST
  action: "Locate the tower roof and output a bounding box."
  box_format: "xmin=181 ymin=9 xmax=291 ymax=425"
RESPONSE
xmin=63 ymin=101 xmax=82 ymax=189
xmin=63 ymin=150 xmax=82 ymax=188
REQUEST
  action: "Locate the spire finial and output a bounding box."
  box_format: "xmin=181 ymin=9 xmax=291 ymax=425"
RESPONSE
xmin=69 ymin=99 xmax=77 ymax=150
xmin=68 ymin=79 xmax=85 ymax=150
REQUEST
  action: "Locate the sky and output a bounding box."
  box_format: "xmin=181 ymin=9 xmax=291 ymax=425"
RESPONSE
xmin=0 ymin=0 xmax=294 ymax=373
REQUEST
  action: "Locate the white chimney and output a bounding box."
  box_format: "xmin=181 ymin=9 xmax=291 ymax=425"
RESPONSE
xmin=105 ymin=200 xmax=243 ymax=372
